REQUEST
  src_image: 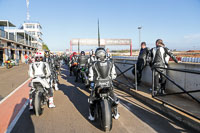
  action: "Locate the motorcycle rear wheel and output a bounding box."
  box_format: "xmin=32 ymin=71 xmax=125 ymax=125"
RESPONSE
xmin=34 ymin=91 xmax=43 ymax=116
xmin=100 ymin=99 xmax=112 ymax=132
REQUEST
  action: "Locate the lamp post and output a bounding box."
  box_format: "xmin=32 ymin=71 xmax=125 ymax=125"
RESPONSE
xmin=138 ymin=26 xmax=142 ymax=49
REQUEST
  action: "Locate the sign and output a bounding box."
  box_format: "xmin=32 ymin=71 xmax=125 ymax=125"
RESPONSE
xmin=71 ymin=39 xmax=131 ymax=46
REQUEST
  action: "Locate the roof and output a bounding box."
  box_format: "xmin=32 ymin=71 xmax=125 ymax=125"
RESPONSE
xmin=0 ymin=20 xmax=16 ymax=27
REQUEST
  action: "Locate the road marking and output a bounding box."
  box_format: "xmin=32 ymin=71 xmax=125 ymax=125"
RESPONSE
xmin=5 ymin=100 xmax=29 ymax=133
xmin=0 ymin=78 xmax=31 ymax=133
xmin=0 ymin=78 xmax=31 ymax=105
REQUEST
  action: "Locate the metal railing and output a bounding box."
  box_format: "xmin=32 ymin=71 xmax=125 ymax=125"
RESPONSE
xmin=113 ymin=58 xmax=138 ymax=90
xmin=0 ymin=29 xmax=35 ymax=48
xmin=152 ymin=66 xmax=200 ymax=120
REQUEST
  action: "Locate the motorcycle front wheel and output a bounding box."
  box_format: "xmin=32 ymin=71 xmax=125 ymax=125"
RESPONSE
xmin=6 ymin=63 xmax=10 ymax=69
xmin=99 ymin=99 xmax=112 ymax=132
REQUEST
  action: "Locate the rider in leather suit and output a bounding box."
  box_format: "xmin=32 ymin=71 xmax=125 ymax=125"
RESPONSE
xmin=88 ymin=48 xmax=120 ymax=121
xmin=149 ymin=39 xmax=179 ymax=95
xmin=87 ymin=49 xmax=97 ymax=68
xmin=75 ymin=51 xmax=88 ymax=82
xmin=49 ymin=54 xmax=59 ymax=90
xmin=132 ymin=42 xmax=149 ymax=85
xmin=28 ymin=52 xmax=56 ymax=110
xmin=69 ymin=52 xmax=78 ymax=76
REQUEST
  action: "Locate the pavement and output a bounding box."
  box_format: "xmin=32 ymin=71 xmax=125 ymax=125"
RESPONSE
xmin=0 ymin=64 xmax=29 ymax=101
xmin=114 ymin=75 xmax=200 ymax=131
xmin=8 ymin=65 xmax=195 ymax=133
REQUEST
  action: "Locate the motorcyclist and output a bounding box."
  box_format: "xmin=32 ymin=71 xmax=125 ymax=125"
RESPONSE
xmin=69 ymin=52 xmax=78 ymax=76
xmin=88 ymin=47 xmax=120 ymax=121
xmin=106 ymin=48 xmax=112 ymax=60
xmin=54 ymin=55 xmax=61 ymax=75
xmin=28 ymin=51 xmax=56 ymax=110
xmin=87 ymin=49 xmax=97 ymax=68
xmin=75 ymin=51 xmax=88 ymax=82
xmin=49 ymin=54 xmax=59 ymax=90
xmin=149 ymin=39 xmax=179 ymax=95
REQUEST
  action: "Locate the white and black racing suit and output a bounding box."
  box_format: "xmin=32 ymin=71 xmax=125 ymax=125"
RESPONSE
xmin=28 ymin=61 xmax=53 ymax=99
xmin=149 ymin=46 xmax=178 ymax=94
xmin=87 ymin=55 xmax=97 ymax=68
xmin=88 ymin=59 xmax=119 ymax=118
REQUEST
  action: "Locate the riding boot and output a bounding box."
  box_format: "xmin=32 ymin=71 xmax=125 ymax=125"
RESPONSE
xmin=48 ymin=97 xmax=56 ymax=108
xmin=88 ymin=108 xmax=95 ymax=121
xmin=54 ymin=83 xmax=59 ymax=91
xmin=29 ymin=98 xmax=33 ymax=110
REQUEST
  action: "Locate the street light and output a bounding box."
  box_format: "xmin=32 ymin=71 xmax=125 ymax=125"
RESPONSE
xmin=138 ymin=26 xmax=142 ymax=49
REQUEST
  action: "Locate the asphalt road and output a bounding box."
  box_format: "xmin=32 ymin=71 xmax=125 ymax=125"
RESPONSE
xmin=0 ymin=64 xmax=29 ymax=101
xmin=11 ymin=65 xmax=194 ymax=133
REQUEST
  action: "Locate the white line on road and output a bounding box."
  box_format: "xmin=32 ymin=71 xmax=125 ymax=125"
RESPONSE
xmin=0 ymin=78 xmax=31 ymax=105
xmin=5 ymin=100 xmax=29 ymax=133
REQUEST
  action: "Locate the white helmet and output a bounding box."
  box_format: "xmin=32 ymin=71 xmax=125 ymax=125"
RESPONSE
xmin=35 ymin=51 xmax=44 ymax=61
xmin=89 ymin=49 xmax=95 ymax=56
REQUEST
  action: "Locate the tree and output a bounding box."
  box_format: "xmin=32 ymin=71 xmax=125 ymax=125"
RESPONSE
xmin=42 ymin=43 xmax=49 ymax=51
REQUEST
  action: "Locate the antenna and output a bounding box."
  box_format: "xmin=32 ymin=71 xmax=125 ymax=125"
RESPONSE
xmin=26 ymin=0 xmax=30 ymax=21
xmin=98 ymin=19 xmax=100 ymax=47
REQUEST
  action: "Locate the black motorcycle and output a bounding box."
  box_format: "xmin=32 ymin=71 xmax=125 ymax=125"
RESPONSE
xmin=31 ymin=77 xmax=49 ymax=116
xmin=93 ymin=79 xmax=115 ymax=131
xmin=77 ymin=66 xmax=89 ymax=86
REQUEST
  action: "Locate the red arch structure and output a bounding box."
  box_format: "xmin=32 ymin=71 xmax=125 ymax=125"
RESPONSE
xmin=70 ymin=39 xmax=133 ymax=56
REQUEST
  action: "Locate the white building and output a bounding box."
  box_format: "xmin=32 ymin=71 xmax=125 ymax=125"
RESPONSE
xmin=20 ymin=22 xmax=43 ymax=50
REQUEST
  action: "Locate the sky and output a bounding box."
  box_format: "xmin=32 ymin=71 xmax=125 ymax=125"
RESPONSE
xmin=0 ymin=0 xmax=200 ymax=51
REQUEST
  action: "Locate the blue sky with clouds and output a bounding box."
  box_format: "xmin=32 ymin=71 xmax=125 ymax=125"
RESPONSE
xmin=0 ymin=0 xmax=200 ymax=51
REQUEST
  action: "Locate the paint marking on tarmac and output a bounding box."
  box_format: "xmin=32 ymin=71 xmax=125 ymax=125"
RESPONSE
xmin=5 ymin=100 xmax=29 ymax=133
xmin=0 ymin=78 xmax=31 ymax=104
xmin=0 ymin=78 xmax=31 ymax=133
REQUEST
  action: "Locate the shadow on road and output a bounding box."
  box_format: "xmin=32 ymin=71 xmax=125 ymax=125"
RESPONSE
xmin=60 ymin=64 xmax=195 ymax=133
xmin=59 ymin=65 xmax=103 ymax=131
xmin=115 ymin=89 xmax=195 ymax=133
xmin=10 ymin=98 xmax=35 ymax=133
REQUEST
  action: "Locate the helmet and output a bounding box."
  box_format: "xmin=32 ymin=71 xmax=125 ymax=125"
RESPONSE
xmin=89 ymin=49 xmax=95 ymax=56
xmin=35 ymin=51 xmax=44 ymax=62
xmin=95 ymin=48 xmax=106 ymax=60
xmin=80 ymin=51 xmax=85 ymax=56
xmin=73 ymin=52 xmax=77 ymax=56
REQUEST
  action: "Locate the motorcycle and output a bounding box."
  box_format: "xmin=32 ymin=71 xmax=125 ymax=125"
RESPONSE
xmin=5 ymin=60 xmax=12 ymax=69
xmin=30 ymin=76 xmax=50 ymax=116
xmin=77 ymin=66 xmax=89 ymax=86
xmin=50 ymin=69 xmax=59 ymax=91
xmin=71 ymin=62 xmax=78 ymax=76
xmin=93 ymin=79 xmax=115 ymax=132
xmin=5 ymin=59 xmax=19 ymax=69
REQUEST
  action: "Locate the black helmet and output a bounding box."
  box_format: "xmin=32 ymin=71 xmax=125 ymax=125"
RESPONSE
xmin=95 ymin=47 xmax=106 ymax=60
xmin=80 ymin=51 xmax=85 ymax=56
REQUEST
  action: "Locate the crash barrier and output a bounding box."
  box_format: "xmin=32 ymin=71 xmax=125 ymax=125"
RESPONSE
xmin=112 ymin=57 xmax=137 ymax=90
xmin=152 ymin=66 xmax=200 ymax=120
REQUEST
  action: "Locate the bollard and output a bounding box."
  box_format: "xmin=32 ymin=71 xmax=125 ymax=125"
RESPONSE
xmin=181 ymin=57 xmax=185 ymax=62
xmin=198 ymin=58 xmax=200 ymax=63
xmin=186 ymin=57 xmax=189 ymax=62
xmin=192 ymin=57 xmax=195 ymax=63
xmin=195 ymin=58 xmax=198 ymax=63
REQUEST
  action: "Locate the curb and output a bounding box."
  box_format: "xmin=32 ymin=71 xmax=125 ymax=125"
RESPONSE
xmin=113 ymin=81 xmax=200 ymax=132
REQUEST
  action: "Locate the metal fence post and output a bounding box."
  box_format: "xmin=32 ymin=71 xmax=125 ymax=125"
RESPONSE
xmin=152 ymin=68 xmax=155 ymax=97
xmin=135 ymin=63 xmax=137 ymax=91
